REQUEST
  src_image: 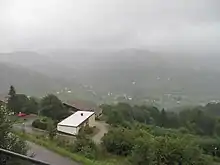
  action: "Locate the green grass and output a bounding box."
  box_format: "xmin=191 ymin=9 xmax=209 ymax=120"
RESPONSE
xmin=8 ymin=115 xmax=27 ymax=124
xmin=16 ymin=132 xmax=125 ymax=165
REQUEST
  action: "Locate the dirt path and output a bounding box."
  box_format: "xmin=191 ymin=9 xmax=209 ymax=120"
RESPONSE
xmin=92 ymin=121 xmax=108 ymax=144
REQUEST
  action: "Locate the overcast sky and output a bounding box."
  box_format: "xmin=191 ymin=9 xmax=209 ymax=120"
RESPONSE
xmin=0 ymin=0 xmax=220 ymax=52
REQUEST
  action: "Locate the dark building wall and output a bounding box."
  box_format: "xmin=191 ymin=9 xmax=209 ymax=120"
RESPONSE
xmin=63 ymin=103 xmax=80 ymax=113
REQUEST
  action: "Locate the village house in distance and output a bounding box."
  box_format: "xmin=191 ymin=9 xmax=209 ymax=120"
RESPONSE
xmin=57 ymin=110 xmax=95 ymax=135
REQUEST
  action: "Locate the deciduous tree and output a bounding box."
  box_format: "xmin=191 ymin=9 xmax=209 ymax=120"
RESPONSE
xmin=40 ymin=94 xmax=68 ymax=120
xmin=0 ymin=105 xmax=28 ymax=164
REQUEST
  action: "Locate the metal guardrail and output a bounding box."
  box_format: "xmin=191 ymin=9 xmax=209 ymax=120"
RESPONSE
xmin=0 ymin=148 xmax=50 ymax=165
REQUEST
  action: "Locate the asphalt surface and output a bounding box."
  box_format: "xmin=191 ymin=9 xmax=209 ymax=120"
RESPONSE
xmin=13 ymin=118 xmax=45 ymax=136
xmin=27 ymin=141 xmax=79 ymax=165
xmin=13 ymin=117 xmax=79 ymax=165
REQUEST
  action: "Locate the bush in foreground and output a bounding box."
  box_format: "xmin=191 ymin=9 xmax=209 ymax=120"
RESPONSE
xmin=32 ymin=118 xmax=48 ymax=130
xmin=72 ymin=134 xmax=98 ymax=159
xmin=102 ymin=127 xmax=215 ymax=165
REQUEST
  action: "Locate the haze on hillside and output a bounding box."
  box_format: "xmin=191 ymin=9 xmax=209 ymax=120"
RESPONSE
xmin=0 ymin=0 xmax=220 ymax=109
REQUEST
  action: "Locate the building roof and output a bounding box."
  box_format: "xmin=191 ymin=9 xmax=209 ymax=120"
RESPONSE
xmin=64 ymin=100 xmax=95 ymax=110
xmin=58 ymin=111 xmax=95 ymax=127
xmin=63 ymin=100 xmax=102 ymax=115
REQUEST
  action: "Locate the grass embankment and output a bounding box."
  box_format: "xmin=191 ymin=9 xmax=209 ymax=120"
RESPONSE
xmin=16 ymin=132 xmax=125 ymax=165
xmin=8 ymin=115 xmax=25 ymax=124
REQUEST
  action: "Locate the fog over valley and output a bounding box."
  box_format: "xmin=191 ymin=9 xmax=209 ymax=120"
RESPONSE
xmin=1 ymin=49 xmax=220 ymax=109
xmin=0 ymin=0 xmax=220 ymax=108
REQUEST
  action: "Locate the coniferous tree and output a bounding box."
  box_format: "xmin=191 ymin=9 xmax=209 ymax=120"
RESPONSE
xmin=7 ymin=85 xmax=18 ymax=113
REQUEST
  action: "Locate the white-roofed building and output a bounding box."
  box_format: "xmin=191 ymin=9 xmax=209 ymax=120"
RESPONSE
xmin=57 ymin=111 xmax=95 ymax=135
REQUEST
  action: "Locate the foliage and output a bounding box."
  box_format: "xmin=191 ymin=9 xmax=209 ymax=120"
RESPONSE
xmin=196 ymin=137 xmax=220 ymax=157
xmin=102 ymin=127 xmax=136 ymax=156
xmin=130 ymin=135 xmax=155 ymax=165
xmin=32 ymin=117 xmax=57 ymax=139
xmin=102 ymin=103 xmax=220 ymax=136
xmin=179 ymin=108 xmax=216 ymax=136
xmin=79 ymin=125 xmax=94 ymax=135
xmin=72 ymin=135 xmax=98 ymax=159
xmin=40 ymin=94 xmax=69 ymax=120
xmin=32 ymin=118 xmax=48 ymax=130
xmin=47 ymin=119 xmax=57 ymax=140
xmin=17 ymin=132 xmax=124 ymax=165
xmin=7 ymin=85 xmax=19 ymax=113
xmin=0 ymin=105 xmax=28 ymax=164
xmin=153 ymin=136 xmax=203 ymax=165
xmin=24 ymin=97 xmax=39 ymax=114
xmin=102 ymin=126 xmax=214 ymax=165
xmin=99 ymin=102 xmax=220 ymax=164
xmin=7 ymin=86 xmax=39 ymax=114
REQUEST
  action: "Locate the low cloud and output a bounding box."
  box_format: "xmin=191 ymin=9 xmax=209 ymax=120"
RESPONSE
xmin=0 ymin=0 xmax=220 ymax=52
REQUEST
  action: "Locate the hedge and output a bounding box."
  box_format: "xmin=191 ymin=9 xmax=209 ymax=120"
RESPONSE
xmin=32 ymin=119 xmax=48 ymax=130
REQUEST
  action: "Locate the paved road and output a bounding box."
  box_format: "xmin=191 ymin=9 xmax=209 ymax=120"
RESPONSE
xmin=93 ymin=121 xmax=108 ymax=144
xmin=13 ymin=116 xmax=36 ymax=133
xmin=14 ymin=118 xmax=79 ymax=165
xmin=27 ymin=141 xmax=79 ymax=165
xmin=13 ymin=117 xmax=108 ymax=164
xmin=14 ymin=118 xmax=76 ymax=142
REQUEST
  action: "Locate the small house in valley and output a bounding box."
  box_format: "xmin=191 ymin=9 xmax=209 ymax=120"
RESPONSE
xmin=57 ymin=111 xmax=95 ymax=135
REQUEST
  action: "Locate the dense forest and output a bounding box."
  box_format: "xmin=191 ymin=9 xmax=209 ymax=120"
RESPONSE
xmin=99 ymin=102 xmax=220 ymax=164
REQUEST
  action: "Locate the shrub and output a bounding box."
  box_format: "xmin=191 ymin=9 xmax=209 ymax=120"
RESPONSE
xmin=79 ymin=125 xmax=94 ymax=135
xmin=131 ymin=136 xmax=155 ymax=165
xmin=32 ymin=119 xmax=47 ymax=130
xmin=84 ymin=125 xmax=94 ymax=134
xmin=102 ymin=128 xmax=135 ymax=156
xmin=41 ymin=117 xmax=48 ymax=122
xmin=72 ymin=136 xmax=98 ymax=159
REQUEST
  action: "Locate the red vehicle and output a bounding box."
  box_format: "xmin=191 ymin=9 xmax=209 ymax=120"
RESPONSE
xmin=17 ymin=112 xmax=27 ymax=117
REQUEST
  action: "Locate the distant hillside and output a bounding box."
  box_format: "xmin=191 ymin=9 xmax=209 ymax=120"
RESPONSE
xmin=0 ymin=62 xmax=102 ymax=103
xmin=2 ymin=49 xmax=220 ymax=107
xmin=47 ymin=49 xmax=220 ymax=107
xmin=0 ymin=51 xmax=78 ymax=81
xmin=0 ymin=63 xmax=63 ymax=96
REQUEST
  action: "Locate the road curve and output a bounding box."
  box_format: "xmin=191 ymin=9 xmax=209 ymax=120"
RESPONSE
xmin=93 ymin=121 xmax=108 ymax=144
xmin=27 ymin=141 xmax=80 ymax=165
